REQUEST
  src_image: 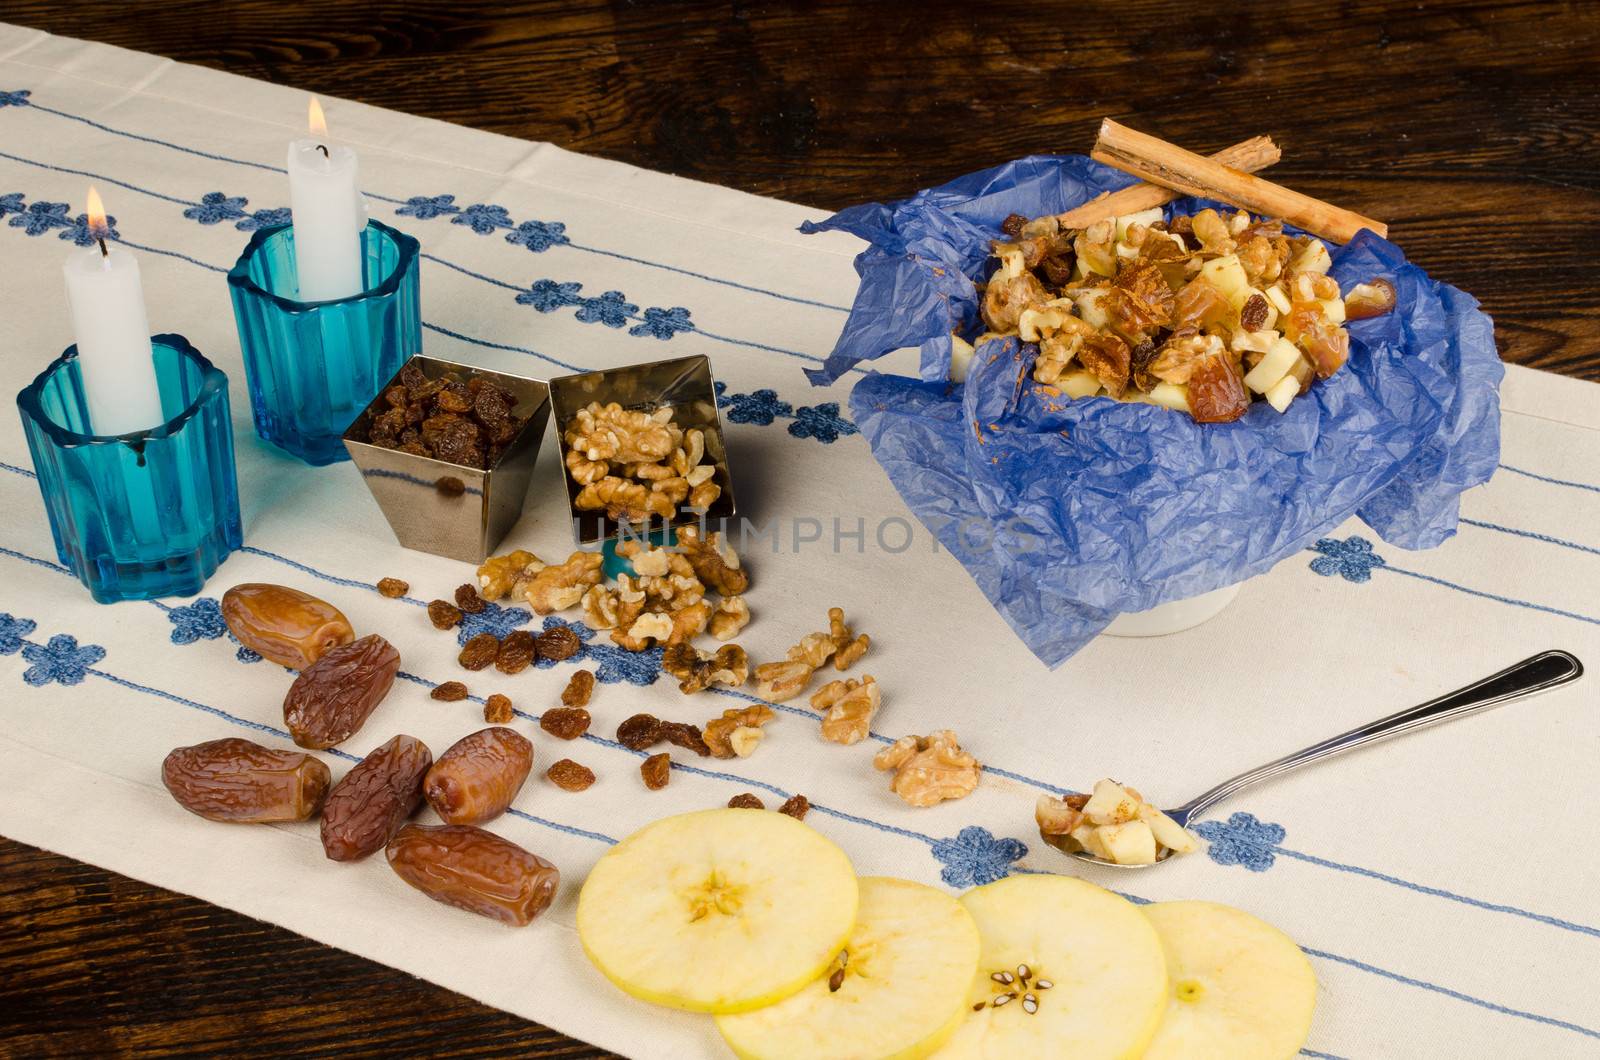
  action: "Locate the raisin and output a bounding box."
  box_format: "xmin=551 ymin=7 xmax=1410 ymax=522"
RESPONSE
xmin=399 ymin=361 xmax=428 ymax=394
xmin=540 ymin=707 xmax=591 ymax=740
xmin=777 ymin=794 xmax=811 ymax=820
xmin=221 ymin=584 xmax=354 ymax=670
xmin=496 ymin=630 xmax=537 ymax=674
xmin=1240 ymin=293 xmax=1270 ymax=333
xmin=162 ymin=738 xmax=331 ymax=823
xmin=384 ymin=384 xmax=410 ymax=409
xmin=431 ymin=681 xmax=469 ymax=702
xmin=424 ymin=727 xmax=534 ymax=825
xmin=459 ymin=633 xmax=501 ymax=671
xmin=484 ymin=693 xmax=514 ymax=724
xmin=282 ymin=635 xmax=402 ymax=750
xmin=727 ymin=793 xmax=765 ymax=810
xmin=535 ymin=626 xmax=581 ymax=661
xmin=661 ymin=721 xmax=710 ymax=757
xmin=640 ymin=752 xmax=671 ymax=790
xmin=455 ymin=583 xmax=486 ymax=614
xmin=1000 ymin=212 xmax=1027 ymax=238
xmin=320 ymin=734 xmax=432 ymax=862
xmin=472 ymin=384 xmax=513 ymax=431
xmin=435 ymin=380 xmax=473 ymax=413
xmin=616 ymin=713 xmax=664 ymax=751
xmin=427 ymin=600 xmax=463 ymax=630
xmin=561 ymin=669 xmax=596 ymax=708
xmin=376 ymin=577 xmax=410 ymax=598
xmin=546 ymin=759 xmax=596 ymax=792
xmin=386 ymin=823 xmax=559 ymax=926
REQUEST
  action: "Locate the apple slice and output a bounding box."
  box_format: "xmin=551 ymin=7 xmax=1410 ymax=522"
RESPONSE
xmin=577 ymin=809 xmax=858 ymax=1013
xmin=716 ymin=877 xmax=980 ymax=1060
xmin=933 ymin=875 xmax=1167 ymax=1058
xmin=1142 ymin=901 xmax=1317 ymax=1060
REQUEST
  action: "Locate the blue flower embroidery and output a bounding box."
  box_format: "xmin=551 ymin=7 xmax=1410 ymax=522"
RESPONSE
xmin=0 ymin=613 xmax=37 ymax=655
xmin=629 ymin=306 xmax=694 ymax=340
xmin=20 ymin=634 xmax=105 ymax=687
xmin=396 ymin=194 xmax=460 ymax=220
xmin=931 ymin=827 xmax=1028 ymax=887
xmin=516 ymin=279 xmax=585 ymax=313
xmin=575 ymin=290 xmax=638 ymax=328
xmin=505 ymin=219 xmax=569 ymax=252
xmin=238 ymin=206 xmax=291 ymax=232
xmin=452 ymin=203 xmax=513 ymax=234
xmin=0 ymin=192 xmax=25 ymax=219
xmin=789 ymin=403 xmax=857 ymax=443
xmin=0 ymin=89 xmax=30 ymax=107
xmin=716 ymin=382 xmax=792 ymax=426
xmin=456 ymin=600 xmax=533 ymax=646
xmin=1310 ymin=535 xmax=1385 ymax=583
xmin=166 ymin=598 xmax=228 ymax=645
xmin=183 ymin=191 xmax=249 ymax=225
xmin=1193 ymin=812 xmax=1285 ymax=872
xmin=8 ymin=200 xmax=69 ymax=236
xmin=59 ymin=211 xmax=119 ymax=247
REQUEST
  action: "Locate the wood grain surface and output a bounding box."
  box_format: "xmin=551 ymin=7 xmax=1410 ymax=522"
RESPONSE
xmin=2 ymin=1 xmax=1597 ymax=1056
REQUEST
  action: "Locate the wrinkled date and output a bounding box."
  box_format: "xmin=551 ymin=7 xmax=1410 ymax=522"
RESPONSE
xmin=385 ymin=823 xmax=559 ymax=926
xmin=162 ymin=738 xmax=331 ymax=823
xmin=283 ymin=634 xmax=402 ymax=749
xmin=424 ymin=727 xmax=534 ymax=825
xmin=320 ymin=734 xmax=433 ymax=861
xmin=222 ymin=583 xmax=354 ymax=669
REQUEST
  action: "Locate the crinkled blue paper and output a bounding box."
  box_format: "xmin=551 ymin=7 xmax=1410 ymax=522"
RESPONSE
xmin=800 ymin=155 xmax=1503 ymax=668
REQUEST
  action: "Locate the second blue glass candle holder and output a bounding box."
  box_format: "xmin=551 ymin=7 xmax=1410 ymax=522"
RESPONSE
xmin=228 ymin=219 xmax=421 ymax=466
xmin=16 ymin=335 xmax=242 ymax=603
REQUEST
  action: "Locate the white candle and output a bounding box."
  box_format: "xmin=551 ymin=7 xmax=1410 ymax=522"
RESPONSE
xmin=285 ymin=97 xmax=365 ymax=302
xmin=61 ymin=187 xmax=165 ymax=436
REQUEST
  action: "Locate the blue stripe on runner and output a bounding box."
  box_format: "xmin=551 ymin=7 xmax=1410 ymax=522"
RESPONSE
xmin=0 ymin=147 xmax=195 ymax=205
xmin=1499 ymin=463 xmax=1600 ymax=495
xmin=1461 ymin=518 xmax=1600 ymax=559
xmin=1381 ymin=566 xmax=1600 ymax=627
xmin=0 ymin=543 xmax=66 ymax=573
xmin=422 ymin=321 xmax=582 ymax=372
xmin=0 ymin=461 xmax=36 ymax=479
xmin=565 ymin=241 xmax=851 ymax=313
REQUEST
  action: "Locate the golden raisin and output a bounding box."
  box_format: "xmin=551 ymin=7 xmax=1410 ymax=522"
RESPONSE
xmin=431 ymin=681 xmax=469 ymax=702
xmin=1239 ymin=293 xmax=1270 ymax=332
xmin=540 ymin=707 xmax=591 ymax=740
xmin=661 ymin=721 xmax=710 ymax=757
xmin=458 ymin=633 xmax=501 ymax=671
xmin=547 ymin=759 xmax=596 ymax=792
xmin=640 ymin=753 xmax=671 ymax=790
xmin=778 ymin=794 xmax=811 ymax=820
xmin=495 ymin=630 xmax=537 ymax=675
xmin=427 ymin=600 xmax=462 ymax=630
xmin=535 ymin=625 xmax=582 ymax=661
xmin=455 ymin=583 xmax=486 ymax=614
xmin=483 ymin=693 xmax=514 ymax=724
xmin=616 ymin=713 xmax=663 ymax=751
xmin=376 ymin=577 xmax=410 ymax=598
xmin=727 ymin=793 xmax=765 ymax=810
xmin=561 ymin=669 xmax=596 ymax=708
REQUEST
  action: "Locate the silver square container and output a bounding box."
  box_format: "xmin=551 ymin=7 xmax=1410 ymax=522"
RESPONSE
xmin=549 ymin=354 xmax=737 ymax=543
xmin=343 ymin=355 xmax=552 ymax=562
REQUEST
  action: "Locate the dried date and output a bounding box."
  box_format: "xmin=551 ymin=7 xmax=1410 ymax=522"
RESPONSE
xmin=385 ymin=823 xmax=559 ymax=926
xmin=221 ymin=583 xmax=353 ymax=669
xmin=534 ymin=625 xmax=581 ymax=661
xmin=459 ymin=633 xmax=501 ymax=671
xmin=428 ymin=599 xmax=463 ymax=630
xmin=539 ymin=707 xmax=591 ymax=740
xmin=162 ymin=738 xmax=331 ymax=823
xmin=282 ymin=634 xmax=401 ymax=749
xmin=424 ymin=727 xmax=534 ymax=825
xmin=641 ymin=752 xmax=671 ymax=790
xmin=560 ymin=669 xmax=595 ymax=707
xmin=546 ymin=759 xmax=596 ymax=792
xmin=320 ymin=734 xmax=432 ymax=861
xmin=431 ymin=681 xmax=469 ymax=702
xmin=495 ymin=630 xmax=537 ymax=674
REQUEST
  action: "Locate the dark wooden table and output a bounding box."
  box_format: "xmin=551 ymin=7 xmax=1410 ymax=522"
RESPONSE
xmin=2 ymin=1 xmax=1596 ymax=1055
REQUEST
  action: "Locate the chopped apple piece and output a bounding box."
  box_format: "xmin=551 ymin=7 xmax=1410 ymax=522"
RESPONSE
xmin=1098 ymin=820 xmax=1159 ymax=865
xmin=1141 ymin=806 xmax=1199 ymax=855
xmin=949 ymin=335 xmax=976 ymax=384
xmin=1264 ymin=284 xmax=1293 ymax=316
xmin=1264 ymin=375 xmax=1300 ymax=413
xmin=1058 ymin=371 xmax=1103 ymax=399
xmin=1242 ymin=337 xmax=1302 ymax=395
xmin=1040 ymin=779 xmax=1199 ymax=864
xmin=1198 ymin=253 xmax=1251 ymax=310
xmin=1070 ymin=823 xmax=1108 ymax=858
xmin=1115 ymin=207 xmax=1165 ymax=242
xmin=1074 ymin=287 xmax=1112 ymax=330
xmin=1320 ymin=297 xmax=1347 ymax=325
xmin=1147 ymin=382 xmax=1190 ymax=412
xmin=1290 ymin=240 xmax=1332 ymax=275
xmin=1082 ymin=778 xmax=1141 ymax=825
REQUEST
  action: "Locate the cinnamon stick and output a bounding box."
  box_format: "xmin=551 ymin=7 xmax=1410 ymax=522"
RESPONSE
xmin=1090 ymin=119 xmax=1387 ymax=243
xmin=1056 ymin=135 xmax=1281 ymax=229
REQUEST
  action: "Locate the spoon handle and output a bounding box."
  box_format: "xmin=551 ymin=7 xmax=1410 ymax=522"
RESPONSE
xmin=1176 ymin=650 xmax=1583 ymax=821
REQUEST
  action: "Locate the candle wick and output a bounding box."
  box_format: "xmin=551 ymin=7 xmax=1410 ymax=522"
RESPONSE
xmin=316 ymin=143 xmax=329 ymax=158
xmin=96 ymin=236 xmax=108 ymax=258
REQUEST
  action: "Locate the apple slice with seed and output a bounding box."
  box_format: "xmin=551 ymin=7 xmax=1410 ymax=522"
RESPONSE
xmin=716 ymin=876 xmax=980 ymax=1060
xmin=577 ymin=808 xmax=858 ymax=1014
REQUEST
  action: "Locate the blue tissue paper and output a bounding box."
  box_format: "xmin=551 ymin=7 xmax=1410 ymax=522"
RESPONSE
xmin=800 ymin=155 xmax=1503 ymax=668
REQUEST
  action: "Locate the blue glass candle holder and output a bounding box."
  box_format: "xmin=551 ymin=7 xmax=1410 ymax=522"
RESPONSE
xmin=16 ymin=334 xmax=243 ymax=603
xmin=227 ymin=219 xmax=421 ymax=466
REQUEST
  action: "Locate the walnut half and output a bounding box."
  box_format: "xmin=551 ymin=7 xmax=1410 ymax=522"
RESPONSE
xmin=810 ymin=676 xmax=880 ymax=746
xmin=873 ymin=730 xmax=981 ymax=808
xmin=703 ymin=704 xmax=774 ymax=759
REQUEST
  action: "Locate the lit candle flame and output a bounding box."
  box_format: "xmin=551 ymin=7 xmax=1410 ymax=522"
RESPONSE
xmin=308 ymin=96 xmax=328 ymax=138
xmin=85 ymin=186 xmax=109 ymax=249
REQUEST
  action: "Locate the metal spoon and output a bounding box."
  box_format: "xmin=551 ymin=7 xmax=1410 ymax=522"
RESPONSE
xmin=1055 ymin=650 xmax=1584 ymax=869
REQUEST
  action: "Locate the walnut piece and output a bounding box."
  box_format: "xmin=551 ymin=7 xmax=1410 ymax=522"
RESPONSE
xmin=825 ymin=607 xmax=870 ymax=671
xmin=676 ymin=526 xmax=749 ymax=596
xmin=810 ymin=676 xmax=880 ymax=746
xmin=616 ymin=611 xmax=673 ymax=652
xmin=662 ymin=643 xmax=749 ymax=694
xmin=617 ymin=539 xmax=672 ymax=577
xmin=476 ymin=549 xmax=546 ymax=602
xmin=522 ymin=551 xmax=603 ymax=615
xmin=703 ymin=704 xmax=774 ymax=759
xmin=580 ymin=584 xmax=621 ymax=629
xmin=565 ymin=402 xmax=678 ymax=464
xmin=753 ymin=658 xmax=815 ymax=703
xmin=873 ymin=730 xmax=981 ymax=808
xmin=666 ymin=600 xmax=713 ymax=645
xmin=1035 ymin=792 xmax=1089 ymax=836
xmin=575 ymin=477 xmax=675 ymax=522
xmin=710 ymin=596 xmax=751 ymax=641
